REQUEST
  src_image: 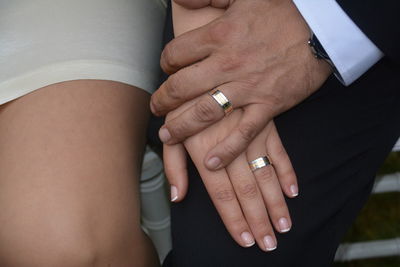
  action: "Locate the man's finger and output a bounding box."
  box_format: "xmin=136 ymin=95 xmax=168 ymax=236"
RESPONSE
xmin=174 ymin=0 xmax=231 ymax=9
xmin=160 ymin=24 xmax=213 ymax=75
xmin=159 ymin=85 xmax=247 ymax=144
xmin=186 ymin=144 xmax=256 ymax=248
xmin=152 ymin=57 xmax=231 ymax=116
xmin=226 ymin=153 xmax=277 ymax=252
xmin=163 ymin=143 xmax=189 ymax=202
xmin=246 ymin=126 xmax=293 ymax=234
xmin=204 ymin=104 xmax=272 ymax=170
xmin=266 ymin=123 xmax=299 ymax=198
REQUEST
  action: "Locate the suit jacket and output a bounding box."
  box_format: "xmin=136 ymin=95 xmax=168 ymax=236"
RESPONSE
xmin=337 ymin=0 xmax=400 ymax=64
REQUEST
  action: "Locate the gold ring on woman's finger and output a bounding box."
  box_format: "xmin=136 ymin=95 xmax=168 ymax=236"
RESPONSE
xmin=249 ymin=156 xmax=271 ymax=172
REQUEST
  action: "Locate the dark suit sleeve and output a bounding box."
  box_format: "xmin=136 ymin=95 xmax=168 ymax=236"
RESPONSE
xmin=336 ymin=0 xmax=400 ymax=64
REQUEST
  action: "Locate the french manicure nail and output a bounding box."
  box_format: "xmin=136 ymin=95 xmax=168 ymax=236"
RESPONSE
xmin=278 ymin=217 xmax=291 ymax=233
xmin=207 ymin=157 xmax=222 ymax=169
xmin=159 ymin=128 xmax=171 ymax=143
xmin=241 ymin=232 xmax=255 ymax=247
xmin=290 ymin=184 xmax=298 ymax=197
xmin=263 ymin=235 xmax=277 ymax=251
xmin=171 ymin=185 xmax=178 ymax=202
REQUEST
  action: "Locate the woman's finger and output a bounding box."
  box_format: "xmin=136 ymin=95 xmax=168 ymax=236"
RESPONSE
xmin=246 ymin=123 xmax=293 ymax=234
xmin=185 ymin=143 xmax=256 ymax=248
xmin=226 ymin=153 xmax=277 ymax=252
xmin=266 ymin=123 xmax=299 ymax=198
xmin=163 ymin=143 xmax=189 ymax=202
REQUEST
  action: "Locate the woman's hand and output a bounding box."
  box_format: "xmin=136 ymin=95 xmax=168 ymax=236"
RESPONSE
xmin=163 ymin=102 xmax=298 ymax=251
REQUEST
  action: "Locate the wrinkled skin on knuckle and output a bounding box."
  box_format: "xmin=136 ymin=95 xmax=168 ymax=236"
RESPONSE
xmin=221 ymin=142 xmax=240 ymax=162
xmin=255 ymin=165 xmax=275 ymax=183
xmin=166 ymin=118 xmax=189 ymax=139
xmin=150 ymin=92 xmax=164 ymax=115
xmin=165 ymin=75 xmax=184 ymax=102
xmin=270 ymin=200 xmax=288 ymax=214
xmin=208 ymin=19 xmax=238 ymax=45
xmin=280 ymin=168 xmax=297 ymax=183
xmin=226 ymin=215 xmax=248 ymax=235
xmin=274 ymin=144 xmax=289 ymax=162
xmin=250 ymin=219 xmax=271 ymax=235
xmin=238 ymin=121 xmax=258 ymax=143
xmin=237 ymin=182 xmax=258 ymax=200
xmin=161 ymin=42 xmax=180 ymax=73
xmin=241 ymin=74 xmax=262 ymax=90
xmin=193 ymin=99 xmax=219 ymax=123
xmin=216 ymin=53 xmax=245 ymax=73
xmin=213 ymin=188 xmax=236 ymax=202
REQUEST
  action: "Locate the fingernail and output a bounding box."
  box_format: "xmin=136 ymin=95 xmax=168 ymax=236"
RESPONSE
xmin=159 ymin=127 xmax=171 ymax=143
xmin=170 ymin=185 xmax=178 ymax=202
xmin=206 ymin=157 xmax=222 ymax=170
xmin=278 ymin=217 xmax=291 ymax=233
xmin=263 ymin=235 xmax=277 ymax=251
xmin=290 ymin=184 xmax=298 ymax=197
xmin=241 ymin=232 xmax=255 ymax=247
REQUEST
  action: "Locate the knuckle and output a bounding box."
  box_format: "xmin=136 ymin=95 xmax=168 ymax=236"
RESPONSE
xmin=222 ymin=143 xmax=240 ymax=161
xmin=255 ymin=165 xmax=275 ymax=183
xmin=271 ymin=201 xmax=288 ymax=214
xmin=251 ymin=219 xmax=271 ymax=235
xmin=217 ymin=54 xmax=243 ymax=73
xmin=274 ymin=145 xmax=288 ymax=161
xmin=237 ymin=182 xmax=258 ymax=200
xmin=278 ymin=200 xmax=289 ymax=211
xmin=166 ymin=119 xmax=188 ymax=138
xmin=165 ymin=75 xmax=184 ymax=101
xmin=213 ymin=188 xmax=236 ymax=202
xmin=150 ymin=93 xmax=162 ymax=113
xmin=161 ymin=43 xmax=180 ymax=72
xmin=238 ymin=122 xmax=258 ymax=143
xmin=193 ymin=99 xmax=218 ymax=123
xmin=243 ymin=75 xmax=262 ymax=89
xmin=208 ymin=20 xmax=236 ymax=44
xmin=280 ymin=169 xmax=297 ymax=183
xmin=227 ymin=216 xmax=248 ymax=233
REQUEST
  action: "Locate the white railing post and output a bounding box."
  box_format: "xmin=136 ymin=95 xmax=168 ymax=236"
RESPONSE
xmin=140 ymin=147 xmax=172 ymax=262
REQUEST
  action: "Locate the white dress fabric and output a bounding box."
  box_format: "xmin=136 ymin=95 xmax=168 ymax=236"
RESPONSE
xmin=0 ymin=0 xmax=167 ymax=104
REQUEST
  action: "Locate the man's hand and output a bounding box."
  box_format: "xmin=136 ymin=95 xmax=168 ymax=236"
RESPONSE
xmin=151 ymin=0 xmax=331 ymax=170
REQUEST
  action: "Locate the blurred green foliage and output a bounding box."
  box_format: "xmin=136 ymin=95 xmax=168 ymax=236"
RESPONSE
xmin=333 ymin=152 xmax=400 ymax=267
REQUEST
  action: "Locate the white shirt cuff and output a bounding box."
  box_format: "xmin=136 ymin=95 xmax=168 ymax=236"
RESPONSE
xmin=292 ymin=0 xmax=384 ymax=86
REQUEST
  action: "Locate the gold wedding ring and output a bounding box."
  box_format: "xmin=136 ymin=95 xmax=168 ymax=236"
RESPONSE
xmin=209 ymin=89 xmax=233 ymax=116
xmin=249 ymin=156 xmax=271 ymax=172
